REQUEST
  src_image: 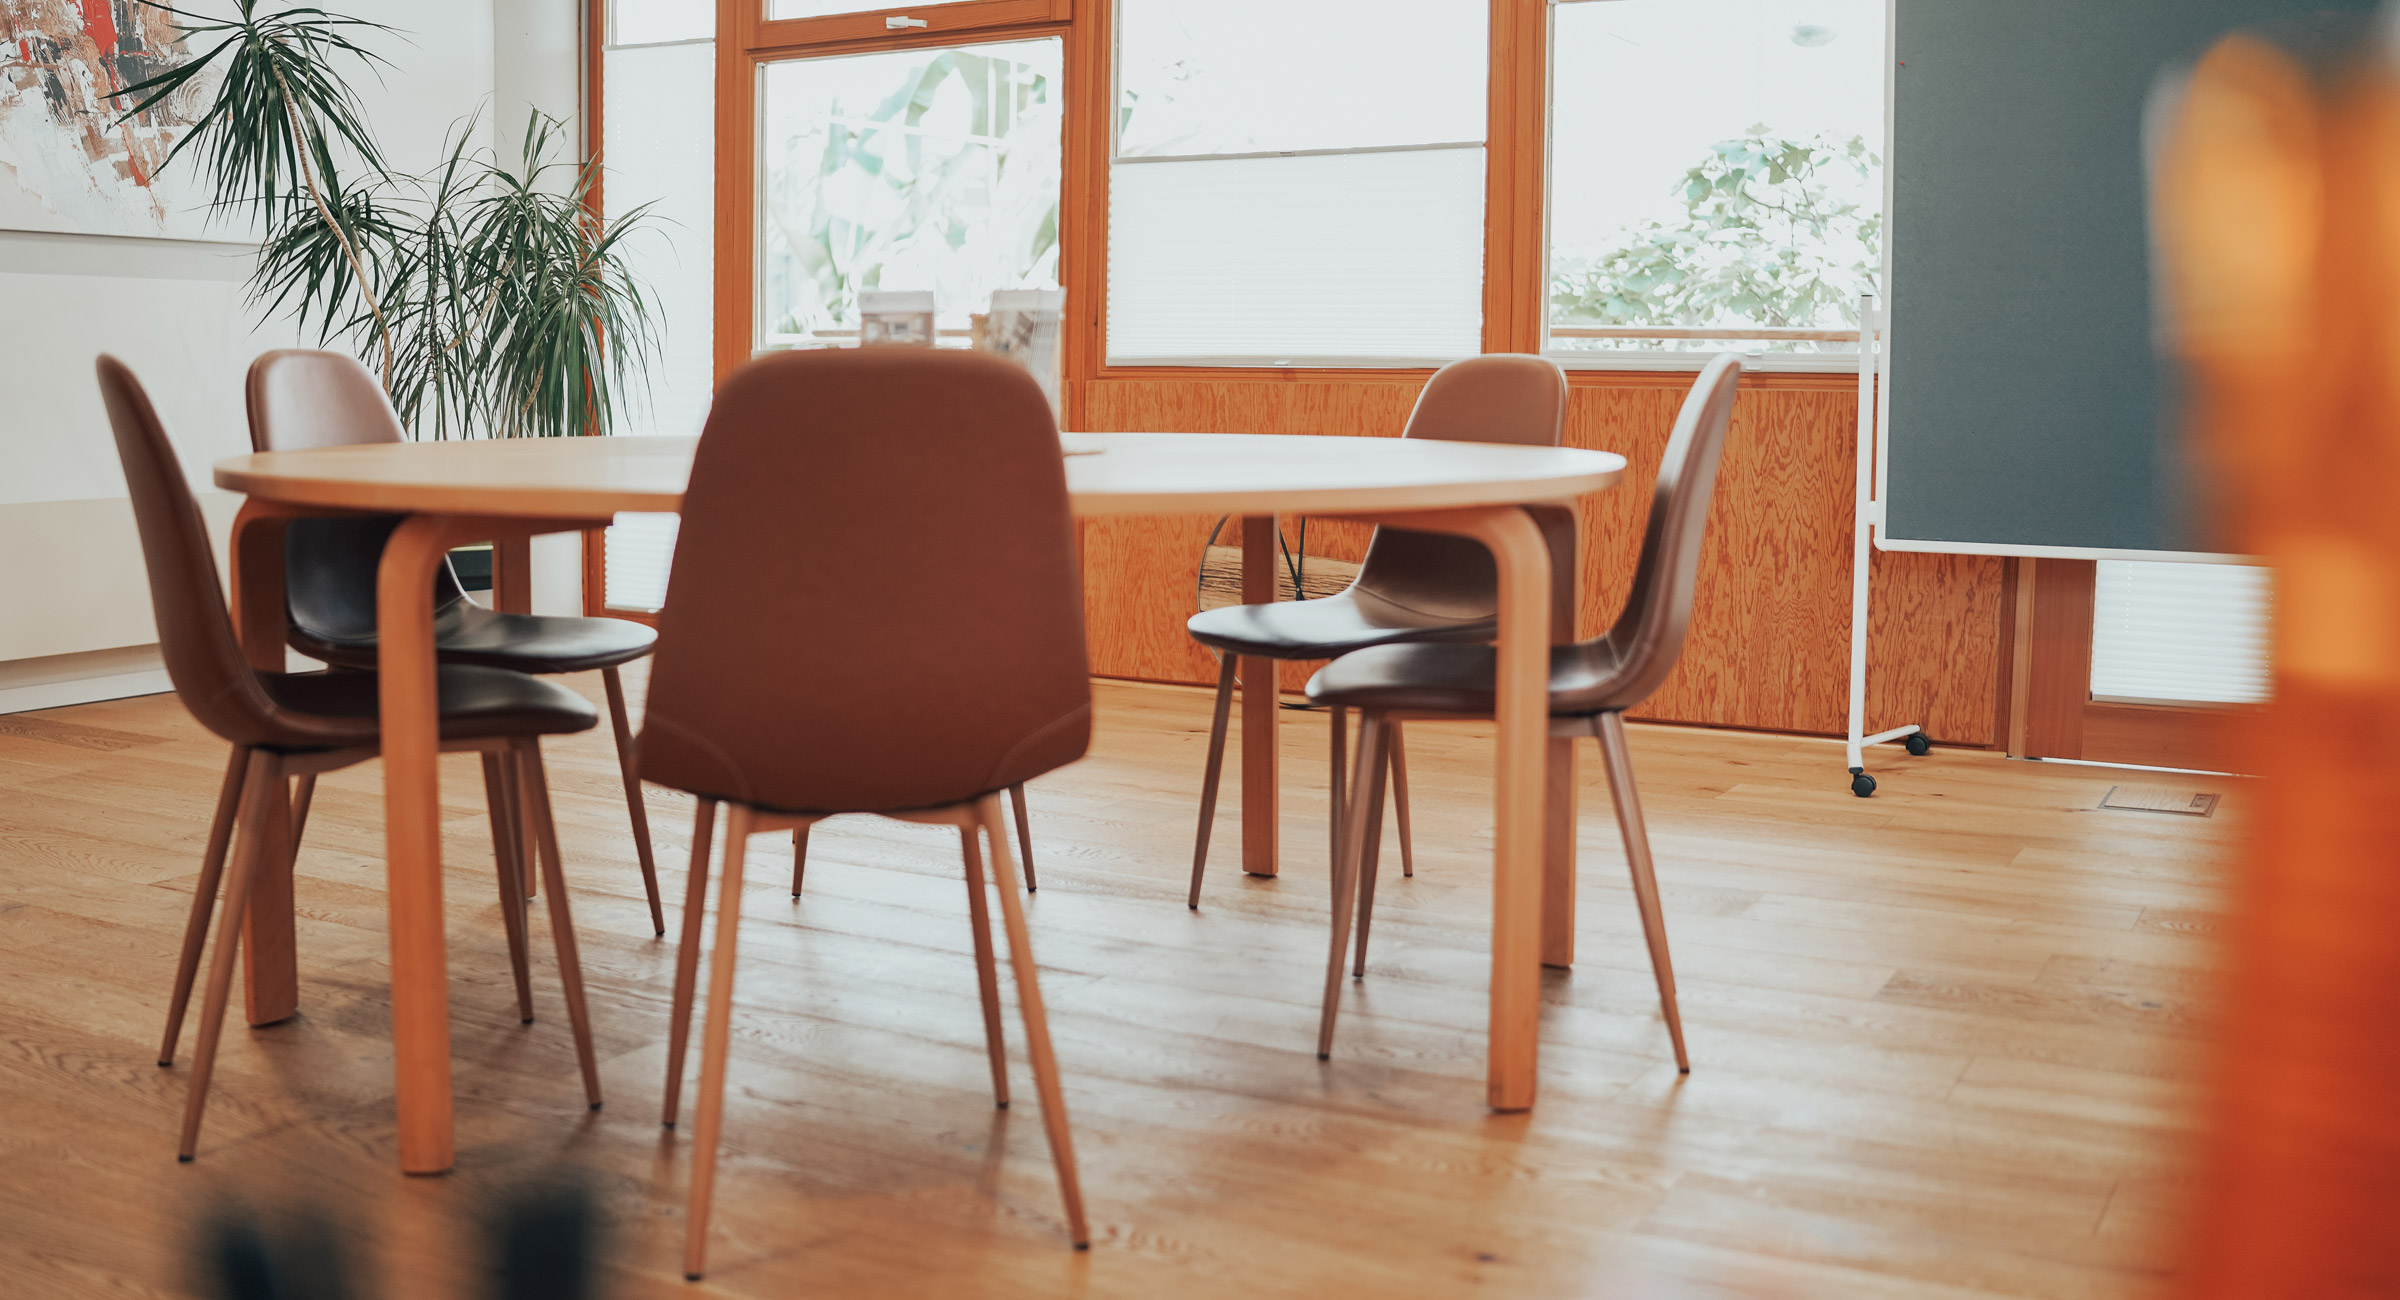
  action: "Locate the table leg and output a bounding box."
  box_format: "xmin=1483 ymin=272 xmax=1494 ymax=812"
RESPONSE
xmin=379 ymin=514 xmax=460 ymax=1174
xmin=1537 ymin=503 xmax=1579 ymax=971
xmin=229 ymin=503 xmax=299 ymax=1026
xmin=1348 ymin=504 xmax=1552 ymax=1112
xmin=490 ymin=535 xmax=533 ymax=614
xmin=1476 ymin=507 xmax=1552 ymax=1112
xmin=1240 ymin=514 xmax=1280 ymax=878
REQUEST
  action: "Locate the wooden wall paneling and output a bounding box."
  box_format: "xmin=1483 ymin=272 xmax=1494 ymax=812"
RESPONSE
xmin=1864 ymin=550 xmax=2008 ymax=747
xmin=2021 ymin=558 xmax=2098 ymax=760
xmin=1078 ymin=514 xmax=1220 ymax=683
xmin=2080 ymin=702 xmax=2230 ymax=773
xmin=1620 ymin=384 xmax=1854 ymax=733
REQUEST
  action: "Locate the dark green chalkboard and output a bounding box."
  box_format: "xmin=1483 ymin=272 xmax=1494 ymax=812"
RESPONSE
xmin=1884 ymin=1 xmax=2378 ymax=555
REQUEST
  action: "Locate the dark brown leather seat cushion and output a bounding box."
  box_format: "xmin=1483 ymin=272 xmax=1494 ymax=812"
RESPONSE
xmin=256 ymin=665 xmax=601 ymax=751
xmin=282 ymin=515 xmax=657 ymax=675
xmin=1186 ymin=589 xmax=1500 ymax=660
xmin=1305 ymin=641 xmax=1631 ymax=718
xmin=295 ymin=595 xmax=660 ymax=675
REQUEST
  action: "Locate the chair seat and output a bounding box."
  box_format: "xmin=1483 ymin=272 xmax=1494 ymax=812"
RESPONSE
xmin=299 ymin=601 xmax=659 ymax=675
xmin=257 ymin=664 xmax=602 ymax=751
xmin=1186 ymin=589 xmax=1499 ymax=661
xmin=1305 ymin=639 xmax=1632 ymax=717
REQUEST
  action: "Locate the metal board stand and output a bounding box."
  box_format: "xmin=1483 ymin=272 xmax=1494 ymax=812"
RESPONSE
xmin=1845 ymin=293 xmax=1926 ymax=796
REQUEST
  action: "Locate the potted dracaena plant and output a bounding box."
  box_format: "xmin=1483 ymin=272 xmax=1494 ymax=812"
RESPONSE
xmin=114 ymin=2 xmax=661 ymax=444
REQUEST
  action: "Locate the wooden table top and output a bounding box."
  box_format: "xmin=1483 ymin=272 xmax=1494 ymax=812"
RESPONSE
xmin=213 ymin=432 xmax=1626 ymax=519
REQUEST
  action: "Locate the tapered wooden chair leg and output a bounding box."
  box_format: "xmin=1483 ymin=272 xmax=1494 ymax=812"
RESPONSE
xmin=958 ymin=826 xmax=1011 ymax=1108
xmin=790 ymin=824 xmax=808 ymax=898
xmin=179 ymin=750 xmax=281 ymax=1161
xmin=1388 ymin=723 xmax=1415 ymax=877
xmin=1595 ymin=712 xmax=1689 ymax=1073
xmin=602 ymin=666 xmax=665 ymax=935
xmin=161 ymin=744 xmax=250 ymax=1067
xmin=978 ymin=794 xmax=1088 ymax=1248
xmin=482 ymin=752 xmax=535 ymax=1023
xmin=288 ymin=773 xmax=317 ymax=852
xmin=1328 ymin=705 xmax=1347 ymax=897
xmin=1188 ymin=655 xmax=1239 ymax=909
xmin=1319 ymin=713 xmax=1385 ymax=1059
xmin=1350 ymin=732 xmax=1391 ymax=980
xmin=519 ymin=742 xmax=603 ymax=1109
xmin=684 ymin=804 xmax=755 ymax=1280
xmin=1009 ymin=783 xmax=1037 ymax=891
xmin=503 ymin=748 xmax=537 ymax=901
xmin=662 ymin=798 xmax=717 ymax=1129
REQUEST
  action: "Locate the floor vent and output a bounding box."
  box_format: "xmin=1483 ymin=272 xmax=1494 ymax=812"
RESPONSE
xmin=2100 ymin=785 xmax=2221 ymax=816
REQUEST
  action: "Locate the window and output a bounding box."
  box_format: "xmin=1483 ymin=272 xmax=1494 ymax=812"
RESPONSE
xmin=1546 ymin=0 xmax=1886 ymax=368
xmin=2092 ymin=562 xmax=2272 ymax=706
xmin=1107 ymin=0 xmax=1489 ymax=365
xmin=753 ymin=39 xmax=1065 ymax=349
xmin=598 ymin=0 xmax=715 ymax=614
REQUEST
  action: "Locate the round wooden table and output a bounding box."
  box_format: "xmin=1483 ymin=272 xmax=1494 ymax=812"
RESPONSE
xmin=215 ymin=431 xmax=1625 ymax=1173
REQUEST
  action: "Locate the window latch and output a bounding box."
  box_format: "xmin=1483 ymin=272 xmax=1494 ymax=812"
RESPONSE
xmin=885 ymin=15 xmax=929 ymax=27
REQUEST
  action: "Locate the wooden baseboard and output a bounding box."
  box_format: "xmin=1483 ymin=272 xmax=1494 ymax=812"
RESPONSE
xmin=2080 ymin=701 xmax=2237 ymax=773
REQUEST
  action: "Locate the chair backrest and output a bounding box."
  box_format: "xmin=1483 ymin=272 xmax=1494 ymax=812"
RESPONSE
xmin=1350 ymin=354 xmax=1571 ymax=619
xmin=638 ymin=348 xmax=1092 ymax=814
xmin=1560 ymin=352 xmax=1745 ymax=715
xmin=245 ymin=350 xmax=465 ymax=647
xmin=95 ymin=355 xmax=289 ymax=748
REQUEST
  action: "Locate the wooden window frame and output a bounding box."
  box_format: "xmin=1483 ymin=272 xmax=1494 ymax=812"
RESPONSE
xmin=712 ymin=0 xmax=1082 ymax=381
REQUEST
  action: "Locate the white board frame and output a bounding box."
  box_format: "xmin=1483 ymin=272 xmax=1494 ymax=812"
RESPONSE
xmin=1870 ymin=0 xmax=2254 ymax=566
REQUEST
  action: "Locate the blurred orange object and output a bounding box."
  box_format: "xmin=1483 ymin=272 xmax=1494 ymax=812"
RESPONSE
xmin=2155 ymin=32 xmax=2400 ymax=1299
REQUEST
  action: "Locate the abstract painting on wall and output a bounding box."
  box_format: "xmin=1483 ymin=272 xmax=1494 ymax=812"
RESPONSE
xmin=0 ymin=2 xmax=230 ymax=240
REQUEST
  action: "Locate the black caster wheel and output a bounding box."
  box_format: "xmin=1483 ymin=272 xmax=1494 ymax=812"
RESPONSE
xmin=1904 ymin=733 xmax=1932 ymax=757
xmin=1850 ymin=771 xmax=1877 ymax=798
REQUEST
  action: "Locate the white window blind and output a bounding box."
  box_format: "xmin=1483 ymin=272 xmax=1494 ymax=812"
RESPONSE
xmin=610 ymin=0 xmax=711 ymax=44
xmin=600 ymin=27 xmax=714 ymax=614
xmin=1108 ymin=147 xmax=1487 ymax=364
xmin=1107 ymin=0 xmax=1488 ymax=365
xmin=2091 ymin=561 xmax=2272 ymax=706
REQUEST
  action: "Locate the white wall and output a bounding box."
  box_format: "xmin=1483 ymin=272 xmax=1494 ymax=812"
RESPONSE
xmin=0 ymin=0 xmax=593 ymax=706
xmin=494 ymin=0 xmax=591 ymax=619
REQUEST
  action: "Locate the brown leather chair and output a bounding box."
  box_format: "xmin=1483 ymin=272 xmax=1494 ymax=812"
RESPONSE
xmin=1183 ymin=354 xmax=1572 ymax=907
xmin=95 ymin=356 xmax=605 ymax=1162
xmin=1306 ymin=353 xmax=1746 ymax=1070
xmin=640 ymin=348 xmax=1092 ymax=1278
xmin=244 ymin=350 xmax=667 ymax=934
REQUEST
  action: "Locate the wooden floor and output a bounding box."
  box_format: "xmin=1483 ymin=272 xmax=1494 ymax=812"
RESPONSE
xmin=0 ymin=670 xmax=2231 ymax=1298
